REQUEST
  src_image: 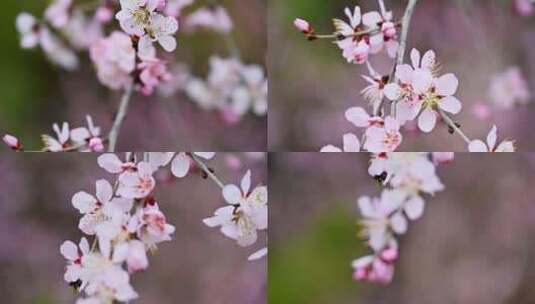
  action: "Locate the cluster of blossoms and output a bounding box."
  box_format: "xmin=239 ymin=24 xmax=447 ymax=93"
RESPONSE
xmin=61 ymin=152 xmax=266 ymax=303
xmin=351 ymin=152 xmax=453 ymax=284
xmin=185 ymin=56 xmax=268 ymax=123
xmin=295 ymin=3 xmax=399 ymax=64
xmin=3 ymin=115 xmax=104 ymax=152
xmin=296 ymin=1 xmax=517 ymax=152
xmin=203 ymin=170 xmax=268 ymax=260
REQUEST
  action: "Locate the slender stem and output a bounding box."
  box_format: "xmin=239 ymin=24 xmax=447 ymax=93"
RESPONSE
xmin=108 ymin=84 xmax=134 ymax=152
xmin=311 ymin=22 xmax=401 ymax=40
xmin=190 ymin=154 xmax=225 ymax=189
xmin=374 ymin=0 xmax=418 ymax=116
xmin=438 ymin=109 xmax=471 ymax=144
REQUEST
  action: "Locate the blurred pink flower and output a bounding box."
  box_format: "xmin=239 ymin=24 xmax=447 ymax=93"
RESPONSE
xmin=137 ymin=58 xmax=173 ymax=95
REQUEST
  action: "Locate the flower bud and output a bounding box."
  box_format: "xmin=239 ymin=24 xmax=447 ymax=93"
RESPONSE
xmin=381 ymin=21 xmax=397 ymax=39
xmin=294 ymin=18 xmax=312 ymax=34
xmin=89 ymin=137 xmax=104 ymax=152
xmin=3 ymin=134 xmax=22 ymax=150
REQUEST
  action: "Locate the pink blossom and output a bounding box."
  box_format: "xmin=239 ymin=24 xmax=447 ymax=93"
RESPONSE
xmin=117 ymin=162 xmax=156 ymax=199
xmin=95 ymin=4 xmax=114 ymax=23
xmin=294 ymin=18 xmax=312 ymax=34
xmin=468 ymin=125 xmax=515 ymax=152
xmin=137 ymin=58 xmax=173 ymax=95
xmin=165 ymin=0 xmax=194 ymax=17
xmin=90 ymin=31 xmax=136 ymax=90
xmin=362 ymin=9 xmax=398 ymax=57
xmin=489 ymin=66 xmax=530 ymax=109
xmin=364 ymin=116 xmax=403 ymax=152
xmin=130 ymin=203 xmax=175 ymax=247
xmin=3 ymin=134 xmax=22 ymax=150
xmin=185 ymin=6 xmax=234 ymax=33
xmin=352 ymin=251 xmax=396 ymax=284
xmin=44 ymin=0 xmax=72 ymax=29
xmin=98 ymin=153 xmax=137 ymax=174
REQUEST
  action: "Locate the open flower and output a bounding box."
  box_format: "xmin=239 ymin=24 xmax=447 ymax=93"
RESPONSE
xmin=364 ymin=116 xmax=402 ymax=152
xmin=60 ymin=237 xmax=90 ymax=284
xmin=70 ymin=115 xmax=103 ymax=152
xmin=203 ymin=170 xmax=267 ymax=247
xmin=333 ymin=6 xmax=371 ymax=64
xmin=72 ymin=179 xmax=133 ymax=235
xmin=117 ymin=162 xmax=156 ymax=199
xmin=320 ymin=133 xmax=361 ymax=152
xmin=468 ymin=125 xmax=515 ymax=152
xmin=129 ymin=203 xmax=176 ymax=247
xmin=116 ymin=0 xmax=160 ymax=36
xmin=42 ymin=122 xmax=70 ymax=152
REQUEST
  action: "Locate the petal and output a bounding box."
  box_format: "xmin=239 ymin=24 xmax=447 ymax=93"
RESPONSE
xmin=241 ymin=170 xmax=252 ymax=195
xmin=60 ymin=241 xmax=78 ymax=261
xmin=342 ymin=133 xmax=361 ymax=152
xmin=495 ymin=140 xmax=515 ymax=152
xmin=418 ymin=108 xmax=437 ymax=133
xmin=223 ymin=184 xmax=242 ymax=205
xmin=70 ymin=127 xmax=90 ymax=142
xmin=148 ymin=152 xmax=175 ymax=171
xmin=363 ymin=11 xmax=382 ymax=27
xmin=439 ymin=96 xmax=462 ymax=114
xmin=421 ymin=50 xmax=436 ymax=70
xmin=404 ymin=196 xmax=425 ymax=220
xmin=194 ymin=152 xmax=215 ymax=159
xmin=72 ymin=191 xmax=96 ymax=213
xmin=486 ymin=125 xmax=498 ymax=150
xmin=390 ymin=212 xmax=408 ymax=234
xmin=435 ymin=73 xmax=459 ymax=96
xmin=395 ymin=64 xmax=413 ymax=84
xmin=468 ymin=140 xmax=489 ymax=152
xmin=248 ymin=247 xmax=268 ymax=261
xmin=410 ymin=48 xmax=421 ymax=69
xmin=95 ymin=179 xmax=113 ymax=203
xmin=345 ymin=107 xmax=370 ymax=127
xmin=171 ymin=153 xmax=190 ymax=178
xmin=383 ymin=83 xmax=402 ymax=101
xmin=320 ymin=145 xmax=342 ymax=152
xmin=411 ymin=69 xmax=433 ymax=94
xmin=158 ymin=35 xmax=177 ymax=52
xmin=97 ymin=154 xmax=124 ymax=174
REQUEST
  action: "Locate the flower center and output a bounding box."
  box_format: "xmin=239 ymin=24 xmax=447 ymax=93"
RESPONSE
xmin=421 ymin=91 xmax=440 ymax=109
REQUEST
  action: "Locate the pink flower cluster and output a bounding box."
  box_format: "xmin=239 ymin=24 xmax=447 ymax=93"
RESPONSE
xmin=352 ymin=152 xmax=451 ymax=284
xmin=295 ymin=2 xmax=399 ymax=64
xmin=185 ymin=56 xmax=268 ymax=123
xmin=61 ymin=153 xmax=177 ymax=303
xmin=203 ymin=170 xmax=268 ymax=260
xmin=39 ymin=115 xmax=104 ymax=152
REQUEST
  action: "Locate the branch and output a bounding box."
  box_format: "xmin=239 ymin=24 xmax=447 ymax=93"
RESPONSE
xmin=437 ymin=109 xmax=472 ymax=145
xmin=190 ymin=154 xmax=225 ymax=189
xmin=374 ymin=0 xmax=419 ymax=116
xmin=108 ymin=84 xmax=134 ymax=152
xmin=310 ymin=22 xmax=401 ymax=40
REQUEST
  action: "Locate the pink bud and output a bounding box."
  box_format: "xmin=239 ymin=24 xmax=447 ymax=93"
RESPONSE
xmin=382 ymin=21 xmax=397 ymax=39
xmin=352 ymin=267 xmax=368 ymax=281
xmin=3 ymin=134 xmax=22 ymax=150
xmin=380 ymin=247 xmax=399 ymax=263
xmin=294 ymin=18 xmax=312 ymax=34
xmin=89 ymin=137 xmax=104 ymax=152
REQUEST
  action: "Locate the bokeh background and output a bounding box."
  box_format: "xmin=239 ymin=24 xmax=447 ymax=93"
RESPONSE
xmin=0 ymin=0 xmax=266 ymax=151
xmin=269 ymin=153 xmax=535 ymax=304
xmin=268 ymin=0 xmax=535 ymax=151
xmin=0 ymin=152 xmax=266 ymax=303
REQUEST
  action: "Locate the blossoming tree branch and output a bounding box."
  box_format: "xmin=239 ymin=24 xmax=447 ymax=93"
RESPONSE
xmin=61 ymin=152 xmax=267 ymax=303
xmin=351 ymin=152 xmax=453 ymax=284
xmin=294 ymin=0 xmax=516 ymax=152
xmin=3 ymin=0 xmax=267 ymax=152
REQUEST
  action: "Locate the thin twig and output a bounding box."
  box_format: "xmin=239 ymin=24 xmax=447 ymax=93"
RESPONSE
xmin=108 ymin=84 xmax=134 ymax=152
xmin=311 ymin=22 xmax=401 ymax=40
xmin=190 ymin=154 xmax=225 ymax=189
xmin=374 ymin=0 xmax=419 ymax=116
xmin=438 ymin=109 xmax=471 ymax=144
